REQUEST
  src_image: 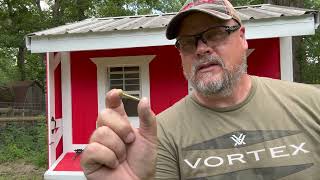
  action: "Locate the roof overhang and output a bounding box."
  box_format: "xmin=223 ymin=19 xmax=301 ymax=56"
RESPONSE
xmin=27 ymin=14 xmax=318 ymax=53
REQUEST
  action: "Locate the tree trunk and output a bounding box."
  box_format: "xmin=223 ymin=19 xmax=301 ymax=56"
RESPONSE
xmin=76 ymin=0 xmax=86 ymax=21
xmin=52 ymin=0 xmax=63 ymax=25
xmin=17 ymin=47 xmax=26 ymax=81
xmin=35 ymin=0 xmax=42 ymax=11
xmin=264 ymin=0 xmax=304 ymax=82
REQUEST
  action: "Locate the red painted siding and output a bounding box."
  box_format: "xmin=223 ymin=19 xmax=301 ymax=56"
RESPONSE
xmin=70 ymin=54 xmax=98 ymax=144
xmin=70 ymin=46 xmax=188 ymax=144
xmin=56 ymin=136 xmax=63 ymax=160
xmin=247 ymin=38 xmax=280 ymax=79
xmin=54 ymin=61 xmax=63 ymax=159
xmin=69 ymin=38 xmax=280 ymax=144
xmin=54 ymin=63 xmax=62 ymax=119
xmin=54 ymin=152 xmax=82 ymax=171
xmin=149 ymin=46 xmax=188 ymax=114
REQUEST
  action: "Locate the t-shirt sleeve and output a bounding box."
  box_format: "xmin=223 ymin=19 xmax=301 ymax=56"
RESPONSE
xmin=155 ymin=119 xmax=180 ymax=180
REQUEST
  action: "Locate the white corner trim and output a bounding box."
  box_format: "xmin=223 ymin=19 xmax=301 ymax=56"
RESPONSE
xmin=29 ymin=15 xmax=317 ymax=53
xmin=91 ymin=55 xmax=155 ymax=128
xmin=61 ymin=52 xmax=73 ymax=152
xmin=280 ymin=37 xmax=293 ymax=82
xmin=47 ymin=52 xmax=55 ymax=166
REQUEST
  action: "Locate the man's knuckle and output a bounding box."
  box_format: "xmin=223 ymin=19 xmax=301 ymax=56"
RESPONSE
xmin=94 ymin=126 xmax=110 ymax=140
xmin=100 ymin=108 xmax=113 ymax=117
xmin=85 ymin=142 xmax=99 ymax=154
xmin=117 ymin=122 xmax=131 ymax=135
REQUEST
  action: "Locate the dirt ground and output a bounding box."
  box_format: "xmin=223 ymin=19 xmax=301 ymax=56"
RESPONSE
xmin=0 ymin=160 xmax=46 ymax=180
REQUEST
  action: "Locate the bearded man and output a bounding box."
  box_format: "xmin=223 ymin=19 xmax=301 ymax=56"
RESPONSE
xmin=81 ymin=0 xmax=320 ymax=179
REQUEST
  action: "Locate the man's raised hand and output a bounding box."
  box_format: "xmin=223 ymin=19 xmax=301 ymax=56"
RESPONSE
xmin=80 ymin=89 xmax=157 ymax=180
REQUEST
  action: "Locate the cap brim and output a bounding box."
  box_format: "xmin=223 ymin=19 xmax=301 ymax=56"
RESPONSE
xmin=166 ymin=9 xmax=232 ymax=40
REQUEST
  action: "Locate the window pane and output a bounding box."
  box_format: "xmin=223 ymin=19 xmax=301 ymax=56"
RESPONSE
xmin=107 ymin=65 xmax=141 ymax=117
xmin=125 ymin=73 xmax=139 ymax=79
xmin=110 ymin=74 xmax=123 ymax=79
xmin=110 ymin=80 xmax=123 ymax=85
xmin=125 ymin=85 xmax=140 ymax=91
xmin=124 ymin=66 xmax=139 ymax=71
xmin=130 ymin=94 xmax=140 ymax=98
xmin=123 ymin=99 xmax=138 ymax=116
xmin=110 ymin=67 xmax=123 ymax=72
xmin=125 ymin=79 xmax=139 ymax=85
xmin=110 ymin=85 xmax=123 ymax=89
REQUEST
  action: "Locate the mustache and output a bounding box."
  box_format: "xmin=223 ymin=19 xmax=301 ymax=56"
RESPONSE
xmin=192 ymin=55 xmax=225 ymax=72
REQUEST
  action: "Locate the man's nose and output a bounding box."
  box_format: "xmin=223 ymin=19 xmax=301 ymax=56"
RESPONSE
xmin=195 ymin=39 xmax=215 ymax=57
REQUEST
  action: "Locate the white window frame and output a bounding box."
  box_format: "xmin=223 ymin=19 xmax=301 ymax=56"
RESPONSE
xmin=91 ymin=55 xmax=155 ymax=127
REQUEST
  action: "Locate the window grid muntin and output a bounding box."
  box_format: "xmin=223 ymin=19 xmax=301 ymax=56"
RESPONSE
xmin=108 ymin=66 xmax=141 ymax=98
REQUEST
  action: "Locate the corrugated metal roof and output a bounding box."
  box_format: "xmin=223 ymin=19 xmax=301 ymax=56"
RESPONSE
xmin=29 ymin=4 xmax=319 ymax=37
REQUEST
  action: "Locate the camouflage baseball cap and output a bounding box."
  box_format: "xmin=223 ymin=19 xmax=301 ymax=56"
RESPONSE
xmin=166 ymin=0 xmax=242 ymax=40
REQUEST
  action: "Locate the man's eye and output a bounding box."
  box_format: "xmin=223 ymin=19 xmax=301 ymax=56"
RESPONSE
xmin=204 ymin=29 xmax=226 ymax=41
xmin=180 ymin=38 xmax=195 ymax=46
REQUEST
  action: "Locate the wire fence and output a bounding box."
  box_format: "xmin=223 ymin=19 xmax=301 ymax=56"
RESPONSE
xmin=0 ymin=102 xmax=45 ymax=118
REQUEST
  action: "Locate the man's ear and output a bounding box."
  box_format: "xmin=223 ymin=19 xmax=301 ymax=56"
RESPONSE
xmin=240 ymin=26 xmax=248 ymax=49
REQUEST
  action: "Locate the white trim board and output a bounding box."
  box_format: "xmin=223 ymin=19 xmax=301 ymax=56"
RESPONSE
xmin=47 ymin=52 xmax=55 ymax=166
xmin=28 ymin=15 xmax=317 ymax=53
xmin=280 ymin=37 xmax=293 ymax=81
xmin=91 ymin=55 xmax=155 ymax=128
xmin=45 ymin=151 xmax=85 ymax=180
xmin=60 ymin=52 xmax=73 ymax=152
xmin=44 ymin=171 xmax=86 ymax=180
xmin=72 ymin=144 xmax=87 ymax=150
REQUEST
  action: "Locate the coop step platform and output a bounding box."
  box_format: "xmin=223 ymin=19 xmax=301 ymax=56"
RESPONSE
xmin=44 ymin=152 xmax=86 ymax=180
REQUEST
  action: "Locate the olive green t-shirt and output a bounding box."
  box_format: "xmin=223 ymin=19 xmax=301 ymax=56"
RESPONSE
xmin=156 ymin=76 xmax=320 ymax=180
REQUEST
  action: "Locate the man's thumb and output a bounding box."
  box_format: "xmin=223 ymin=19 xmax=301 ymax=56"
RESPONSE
xmin=137 ymin=97 xmax=157 ymax=138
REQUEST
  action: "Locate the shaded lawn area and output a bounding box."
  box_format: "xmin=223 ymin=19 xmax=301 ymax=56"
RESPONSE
xmin=0 ymin=118 xmax=47 ymax=179
xmin=0 ymin=160 xmax=46 ymax=179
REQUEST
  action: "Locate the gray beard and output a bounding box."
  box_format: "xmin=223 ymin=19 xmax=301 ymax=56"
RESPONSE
xmin=183 ymin=55 xmax=247 ymax=97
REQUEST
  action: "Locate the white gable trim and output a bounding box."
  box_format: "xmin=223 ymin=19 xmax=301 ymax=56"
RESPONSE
xmin=28 ymin=15 xmax=317 ymax=53
xmin=91 ymin=55 xmax=155 ymax=128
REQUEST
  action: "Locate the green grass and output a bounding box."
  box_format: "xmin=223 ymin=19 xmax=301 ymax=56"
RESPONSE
xmin=0 ymin=175 xmax=43 ymax=180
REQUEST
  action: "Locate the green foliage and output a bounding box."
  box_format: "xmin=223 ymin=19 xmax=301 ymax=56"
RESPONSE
xmin=47 ymin=0 xmax=95 ymax=26
xmin=299 ymin=1 xmax=320 ymax=84
xmin=231 ymin=0 xmax=264 ymax=6
xmin=0 ymin=0 xmax=49 ymax=83
xmin=0 ymin=48 xmax=19 ymax=84
xmin=304 ymin=0 xmax=320 ymax=9
xmin=25 ymin=52 xmax=46 ymax=91
xmin=0 ymin=0 xmax=319 ymax=86
xmin=90 ymin=0 xmax=159 ymax=17
xmin=0 ymin=0 xmax=47 ymax=48
xmin=154 ymin=0 xmax=185 ymax=13
xmin=0 ymin=120 xmax=47 ymax=168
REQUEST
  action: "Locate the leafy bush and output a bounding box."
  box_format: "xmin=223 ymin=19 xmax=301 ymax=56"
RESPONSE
xmin=0 ymin=119 xmax=47 ymax=168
